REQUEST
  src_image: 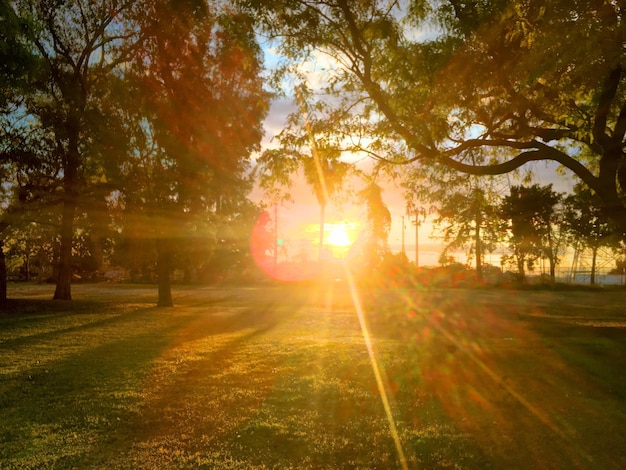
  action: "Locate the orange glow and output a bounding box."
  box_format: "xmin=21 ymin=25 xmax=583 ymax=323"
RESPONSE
xmin=326 ymin=223 xmax=353 ymax=247
xmin=309 ymin=220 xmax=361 ymax=259
xmin=250 ymin=212 xmax=363 ymax=282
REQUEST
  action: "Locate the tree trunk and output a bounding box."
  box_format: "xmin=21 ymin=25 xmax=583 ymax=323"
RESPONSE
xmin=156 ymin=238 xmax=174 ymax=307
xmin=547 ymin=230 xmax=556 ymax=282
xmin=475 ymin=211 xmax=483 ymax=281
xmin=516 ymin=252 xmax=526 ymax=282
xmin=591 ymin=246 xmax=598 ymax=285
xmin=0 ymin=241 xmax=7 ymax=309
xmin=53 ymin=189 xmax=77 ymax=300
xmin=54 ymin=119 xmax=80 ymax=301
xmin=24 ymin=252 xmax=30 ymax=281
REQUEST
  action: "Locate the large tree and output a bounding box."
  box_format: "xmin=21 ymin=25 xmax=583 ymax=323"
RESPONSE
xmin=2 ymin=0 xmax=267 ymax=304
xmin=122 ymin=0 xmax=268 ymax=306
xmin=2 ymin=0 xmax=138 ymax=300
xmin=1 ymin=0 xmax=38 ymax=305
xmin=244 ymin=0 xmax=626 ymax=235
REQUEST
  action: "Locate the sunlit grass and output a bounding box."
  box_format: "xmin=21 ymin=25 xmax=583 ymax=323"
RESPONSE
xmin=1 ymin=282 xmax=626 ymax=468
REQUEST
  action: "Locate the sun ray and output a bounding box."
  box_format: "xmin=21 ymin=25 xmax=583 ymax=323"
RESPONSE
xmin=344 ymin=265 xmax=409 ymax=470
xmin=390 ymin=287 xmax=589 ymax=460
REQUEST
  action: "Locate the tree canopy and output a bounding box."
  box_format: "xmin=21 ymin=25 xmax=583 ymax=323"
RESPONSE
xmin=121 ymin=0 xmax=269 ymax=306
xmin=563 ymin=183 xmax=619 ymax=284
xmin=1 ymin=0 xmax=268 ymax=304
xmin=244 ymin=0 xmax=626 ymax=233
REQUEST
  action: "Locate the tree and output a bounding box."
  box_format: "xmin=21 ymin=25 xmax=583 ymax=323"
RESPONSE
xmin=3 ymin=219 xmax=57 ymax=280
xmin=0 ymin=137 xmax=62 ymax=301
xmin=563 ymin=183 xmax=618 ymax=285
xmin=302 ymin=147 xmax=351 ymax=261
xmin=3 ymin=0 xmax=267 ymax=305
xmin=437 ymin=184 xmax=502 ymax=280
xmin=199 ymin=197 xmax=263 ymax=283
xmin=2 ymin=0 xmax=138 ymax=300
xmin=500 ymin=184 xmax=562 ymax=281
xmin=355 ymin=181 xmax=391 ymax=273
xmin=404 ymin=163 xmax=503 ymax=280
xmin=244 ymin=0 xmax=626 ymax=237
xmin=122 ymin=0 xmax=268 ymax=306
xmin=0 ymin=0 xmax=36 ymax=106
xmin=1 ymin=0 xmax=40 ymax=305
xmin=298 ymin=86 xmax=352 ymax=261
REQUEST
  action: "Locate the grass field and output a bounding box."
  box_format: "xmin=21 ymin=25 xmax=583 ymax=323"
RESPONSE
xmin=1 ymin=282 xmax=626 ymax=469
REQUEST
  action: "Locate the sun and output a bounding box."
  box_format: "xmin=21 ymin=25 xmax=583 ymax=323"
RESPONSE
xmin=327 ymin=223 xmax=353 ymax=247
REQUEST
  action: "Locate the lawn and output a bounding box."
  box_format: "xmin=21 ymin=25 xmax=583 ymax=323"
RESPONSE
xmin=1 ymin=282 xmax=625 ymax=469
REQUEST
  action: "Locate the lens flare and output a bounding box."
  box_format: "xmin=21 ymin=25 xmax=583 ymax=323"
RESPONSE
xmin=344 ymin=265 xmax=409 ymax=470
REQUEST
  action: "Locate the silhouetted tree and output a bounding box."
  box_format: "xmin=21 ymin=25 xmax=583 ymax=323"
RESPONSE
xmin=500 ymin=184 xmax=562 ymax=281
xmin=563 ymin=184 xmax=618 ymax=285
xmin=1 ymin=0 xmax=137 ymax=300
xmin=357 ymin=181 xmax=391 ymax=273
xmin=245 ymin=0 xmax=626 ymax=238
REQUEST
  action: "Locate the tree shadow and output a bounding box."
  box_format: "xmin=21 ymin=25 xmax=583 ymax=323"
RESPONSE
xmin=373 ymin=288 xmax=626 ymax=469
xmin=0 ymin=288 xmax=302 ymax=468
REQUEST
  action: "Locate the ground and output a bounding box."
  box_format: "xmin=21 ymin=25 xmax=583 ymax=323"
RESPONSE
xmin=1 ymin=282 xmax=625 ymax=469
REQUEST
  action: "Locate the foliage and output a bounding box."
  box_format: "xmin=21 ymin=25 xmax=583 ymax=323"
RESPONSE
xmin=562 ymin=183 xmax=619 ymax=284
xmin=191 ymin=199 xmax=264 ymax=284
xmin=244 ymin=0 xmax=626 ymax=236
xmin=563 ymin=183 xmax=618 ymax=250
xmin=422 ymin=171 xmax=504 ymax=277
xmin=1 ymin=0 xmax=268 ymax=304
xmin=500 ymin=184 xmax=562 ymax=280
xmin=0 ymin=0 xmax=140 ymax=299
xmin=3 ymin=222 xmax=56 ymax=280
xmin=119 ymin=0 xmax=268 ymax=305
xmin=350 ymin=181 xmax=391 ymax=272
xmin=0 ymin=0 xmax=56 ymax=304
xmin=609 ymin=254 xmax=626 ymax=276
xmin=0 ymin=0 xmax=36 ymax=106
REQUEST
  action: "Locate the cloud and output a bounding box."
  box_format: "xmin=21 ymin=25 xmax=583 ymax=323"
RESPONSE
xmin=260 ymin=97 xmax=296 ymax=146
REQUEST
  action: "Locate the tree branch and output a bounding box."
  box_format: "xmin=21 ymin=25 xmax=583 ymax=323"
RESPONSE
xmin=593 ymin=65 xmax=622 ymax=149
xmin=354 ymin=137 xmax=598 ymax=191
xmin=613 ymin=93 xmax=626 ymax=144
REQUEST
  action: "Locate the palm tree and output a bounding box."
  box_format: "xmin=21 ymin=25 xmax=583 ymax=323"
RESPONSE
xmin=302 ymin=145 xmax=350 ymax=261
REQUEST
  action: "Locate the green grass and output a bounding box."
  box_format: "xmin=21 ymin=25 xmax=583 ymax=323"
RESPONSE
xmin=1 ymin=282 xmax=626 ymax=469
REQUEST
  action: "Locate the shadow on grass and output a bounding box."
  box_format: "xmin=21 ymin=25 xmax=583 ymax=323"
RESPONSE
xmin=4 ymin=284 xmax=626 ymax=469
xmin=0 ymin=289 xmax=296 ymax=468
xmin=367 ymin=287 xmax=626 ymax=469
xmin=0 ymin=301 xmax=150 ymax=350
